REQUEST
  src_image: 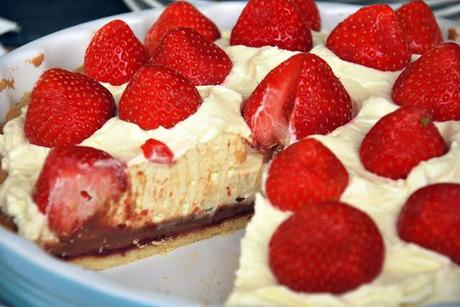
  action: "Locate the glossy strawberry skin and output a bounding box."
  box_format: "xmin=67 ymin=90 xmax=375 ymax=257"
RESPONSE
xmin=396 ymin=0 xmax=443 ymax=55
xmin=151 ymin=27 xmax=232 ymax=86
xmin=327 ymin=4 xmax=410 ymax=71
xmin=266 ymin=138 xmax=349 ymax=212
xmin=269 ymin=201 xmax=384 ymax=294
xmin=398 ymin=183 xmax=460 ymax=264
xmin=392 ymin=43 xmax=460 ymax=121
xmin=34 ymin=146 xmax=128 ymax=239
xmin=290 ymin=0 xmax=321 ymax=31
xmin=84 ymin=19 xmax=149 ymax=86
xmin=360 ymin=107 xmax=447 ymax=180
xmin=290 ymin=54 xmax=352 ymax=140
xmin=24 ymin=68 xmax=115 ymax=147
xmin=242 ymin=53 xmax=352 ymax=151
xmin=144 ymin=1 xmax=220 ymax=56
xmin=230 ymin=0 xmax=313 ymax=52
xmin=119 ymin=65 xmax=202 ymax=130
xmin=141 ymin=138 xmax=174 ymax=165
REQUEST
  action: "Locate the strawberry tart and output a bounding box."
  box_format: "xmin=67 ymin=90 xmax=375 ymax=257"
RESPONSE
xmin=1 ymin=0 xmax=460 ymax=305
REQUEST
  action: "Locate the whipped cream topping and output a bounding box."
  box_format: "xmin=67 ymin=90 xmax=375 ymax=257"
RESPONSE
xmin=228 ymin=96 xmax=460 ymax=306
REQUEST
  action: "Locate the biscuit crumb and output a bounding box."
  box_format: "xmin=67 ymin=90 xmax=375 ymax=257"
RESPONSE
xmin=0 ymin=79 xmax=15 ymax=93
xmin=448 ymin=28 xmax=459 ymax=41
xmin=26 ymin=54 xmax=45 ymax=67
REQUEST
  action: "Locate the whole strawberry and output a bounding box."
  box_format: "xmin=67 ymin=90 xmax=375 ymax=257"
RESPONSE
xmin=269 ymin=201 xmax=384 ymax=294
xmin=230 ymin=0 xmax=313 ymax=52
xmin=266 ymin=138 xmax=349 ymax=212
xmin=25 ymin=68 xmax=115 ymax=147
xmin=34 ymin=146 xmax=128 ymax=239
xmin=119 ymin=65 xmax=201 ymax=130
xmin=392 ymin=43 xmax=460 ymax=121
xmin=290 ymin=0 xmax=321 ymax=31
xmin=242 ymin=53 xmax=352 ymax=151
xmin=327 ymin=4 xmax=410 ymax=71
xmin=84 ymin=19 xmax=149 ymax=85
xmin=151 ymin=28 xmax=232 ymax=86
xmin=290 ymin=54 xmax=352 ymax=140
xmin=144 ymin=1 xmax=220 ymax=56
xmin=360 ymin=106 xmax=446 ymax=180
xmin=398 ymin=183 xmax=460 ymax=264
xmin=396 ymin=0 xmax=443 ymax=55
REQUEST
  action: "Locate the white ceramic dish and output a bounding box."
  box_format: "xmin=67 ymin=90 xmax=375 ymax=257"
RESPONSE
xmin=0 ymin=2 xmax=459 ymax=306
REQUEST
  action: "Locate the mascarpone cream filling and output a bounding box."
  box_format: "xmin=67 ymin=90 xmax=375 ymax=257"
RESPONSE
xmin=228 ymin=97 xmax=460 ymax=306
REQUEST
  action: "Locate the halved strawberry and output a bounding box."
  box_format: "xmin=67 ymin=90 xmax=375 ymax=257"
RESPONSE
xmin=396 ymin=0 xmax=443 ymax=55
xmin=392 ymin=43 xmax=460 ymax=121
xmin=24 ymin=68 xmax=115 ymax=147
xmin=266 ymin=138 xmax=349 ymax=212
xmin=291 ymin=0 xmax=321 ymax=31
xmin=241 ymin=53 xmax=352 ymax=151
xmin=398 ymin=183 xmax=460 ymax=264
xmin=359 ymin=106 xmax=447 ymax=180
xmin=119 ymin=65 xmax=201 ymax=130
xmin=269 ymin=201 xmax=384 ymax=294
xmin=84 ymin=19 xmax=149 ymax=85
xmin=141 ymin=138 xmax=174 ymax=165
xmin=230 ymin=0 xmax=313 ymax=52
xmin=242 ymin=54 xmax=304 ymax=150
xmin=150 ymin=28 xmax=232 ymax=86
xmin=144 ymin=1 xmax=220 ymax=56
xmin=326 ymin=4 xmax=410 ymax=71
xmin=34 ymin=146 xmax=128 ymax=239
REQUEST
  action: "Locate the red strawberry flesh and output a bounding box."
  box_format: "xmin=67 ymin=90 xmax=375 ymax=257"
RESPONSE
xmin=269 ymin=201 xmax=384 ymax=294
xmin=34 ymin=146 xmax=128 ymax=239
xmin=84 ymin=19 xmax=149 ymax=85
xmin=151 ymin=27 xmax=232 ymax=86
xmin=144 ymin=1 xmax=220 ymax=56
xmin=360 ymin=106 xmax=447 ymax=180
xmin=398 ymin=183 xmax=460 ymax=264
xmin=326 ymin=4 xmax=410 ymax=71
xmin=290 ymin=0 xmax=321 ymax=31
xmin=24 ymin=68 xmax=115 ymax=147
xmin=266 ymin=138 xmax=349 ymax=212
xmin=141 ymin=138 xmax=175 ymax=165
xmin=119 ymin=65 xmax=202 ymax=130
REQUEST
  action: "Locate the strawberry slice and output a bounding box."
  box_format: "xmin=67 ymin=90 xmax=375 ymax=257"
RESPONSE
xmin=144 ymin=1 xmax=220 ymax=56
xmin=269 ymin=201 xmax=384 ymax=294
xmin=326 ymin=4 xmax=410 ymax=71
xmin=266 ymin=138 xmax=349 ymax=212
xmin=151 ymin=28 xmax=232 ymax=86
xmin=230 ymin=0 xmax=313 ymax=52
xmin=84 ymin=19 xmax=149 ymax=86
xmin=396 ymin=0 xmax=443 ymax=55
xmin=242 ymin=53 xmax=352 ymax=151
xmin=34 ymin=146 xmax=128 ymax=239
xmin=360 ymin=106 xmax=447 ymax=180
xmin=24 ymin=68 xmax=115 ymax=147
xmin=290 ymin=0 xmax=321 ymax=31
xmin=119 ymin=65 xmax=201 ymax=130
xmin=141 ymin=138 xmax=174 ymax=165
xmin=392 ymin=43 xmax=460 ymax=121
xmin=398 ymin=183 xmax=460 ymax=264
